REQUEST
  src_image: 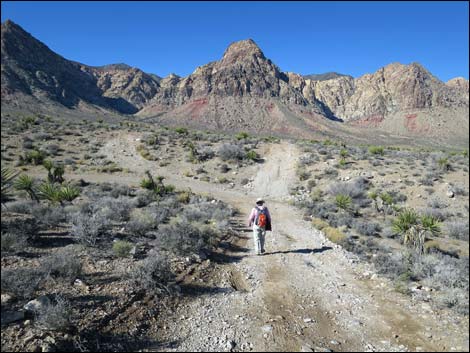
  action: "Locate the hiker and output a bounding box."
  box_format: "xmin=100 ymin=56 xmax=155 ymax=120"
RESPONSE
xmin=248 ymin=198 xmax=272 ymax=255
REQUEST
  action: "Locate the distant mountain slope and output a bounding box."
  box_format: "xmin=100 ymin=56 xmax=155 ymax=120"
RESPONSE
xmin=1 ymin=20 xmax=159 ymax=113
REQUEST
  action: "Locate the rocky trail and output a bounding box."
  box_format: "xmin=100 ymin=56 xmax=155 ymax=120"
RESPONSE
xmin=69 ymin=133 xmax=468 ymax=352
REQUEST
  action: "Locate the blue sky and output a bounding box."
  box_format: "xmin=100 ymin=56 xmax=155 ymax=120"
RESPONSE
xmin=1 ymin=1 xmax=468 ymax=81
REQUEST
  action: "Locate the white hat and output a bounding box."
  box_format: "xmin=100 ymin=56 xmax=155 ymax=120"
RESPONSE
xmin=256 ymin=198 xmax=264 ymax=204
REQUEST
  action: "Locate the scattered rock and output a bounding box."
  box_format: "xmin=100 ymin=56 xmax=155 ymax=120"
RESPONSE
xmin=24 ymin=296 xmax=51 ymax=314
xmin=261 ymin=325 xmax=273 ymax=332
xmin=1 ymin=293 xmax=15 ymax=305
xmin=303 ymin=318 xmax=313 ymax=323
xmin=300 ymin=344 xmax=314 ymax=352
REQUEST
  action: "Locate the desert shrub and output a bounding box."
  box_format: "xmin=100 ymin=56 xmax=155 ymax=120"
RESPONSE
xmin=353 ymin=220 xmax=381 ymax=236
xmin=323 ymin=226 xmax=347 ymax=244
xmin=322 ymin=168 xmax=339 ymax=178
xmin=174 ymin=127 xmax=188 ymax=135
xmin=41 ymin=248 xmax=82 ymax=282
xmin=368 ymin=146 xmax=384 ymax=155
xmin=418 ymin=174 xmax=433 ymax=187
xmin=449 ymin=183 xmax=468 ymax=196
xmin=129 ymin=253 xmax=174 ymax=293
xmin=107 ymin=184 xmax=133 ymax=198
xmin=22 ymin=137 xmax=34 ymax=149
xmin=296 ymin=167 xmax=311 ymax=181
xmin=421 ymin=207 xmax=448 ymax=222
xmin=446 ymin=221 xmax=469 ymax=241
xmin=435 ymin=288 xmax=469 ymax=315
xmin=180 ymin=201 xmax=231 ymax=229
xmin=427 ymin=198 xmax=447 ymax=209
xmin=218 ymin=144 xmax=245 ymax=161
xmin=437 ymin=157 xmax=451 ymax=171
xmin=35 ymin=295 xmax=73 ymax=331
xmin=45 ymin=144 xmax=60 ymax=156
xmin=1 ymin=268 xmax=45 ymax=298
xmin=133 ymin=190 xmax=157 ymax=208
xmin=372 ymin=251 xmax=409 ymax=280
xmin=198 ymin=147 xmax=215 ymax=161
xmin=94 ymin=197 xmax=133 ymax=222
xmin=156 ymin=220 xmax=219 ymax=256
xmin=245 ymin=150 xmax=258 ymax=161
xmin=312 ymin=218 xmax=329 ymax=230
xmin=177 ymin=191 xmax=191 ymax=204
xmin=1 ymin=232 xmax=28 ymax=254
xmin=328 ymin=212 xmax=354 ymax=228
xmin=70 ymin=212 xmax=108 ymax=246
xmin=32 ymin=204 xmax=67 ymax=228
xmin=113 ymin=240 xmax=134 ymax=258
xmin=328 ymin=179 xmax=366 ymax=199
xmin=127 ymin=209 xmax=157 ymax=236
xmin=298 ymin=154 xmax=317 ymax=166
xmin=235 ymin=131 xmax=249 ymax=140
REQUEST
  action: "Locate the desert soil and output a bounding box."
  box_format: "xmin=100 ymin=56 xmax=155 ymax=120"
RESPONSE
xmin=63 ymin=132 xmax=468 ymax=352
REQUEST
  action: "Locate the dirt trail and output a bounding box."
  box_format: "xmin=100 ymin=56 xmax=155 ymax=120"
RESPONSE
xmin=71 ymin=132 xmax=468 ymax=352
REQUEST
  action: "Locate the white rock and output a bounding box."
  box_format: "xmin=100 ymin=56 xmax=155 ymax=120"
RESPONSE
xmin=261 ymin=325 xmax=273 ymax=332
xmin=24 ymin=296 xmax=51 ymax=313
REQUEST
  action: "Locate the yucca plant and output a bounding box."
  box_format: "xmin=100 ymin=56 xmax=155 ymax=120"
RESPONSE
xmin=393 ymin=209 xmax=441 ymax=255
xmin=26 ymin=149 xmax=46 ymax=165
xmin=52 ymin=165 xmax=65 ymax=184
xmin=14 ymin=174 xmax=40 ymax=202
xmin=37 ymin=181 xmax=61 ymax=204
xmin=58 ymin=185 xmax=80 ymax=202
xmin=380 ymin=192 xmax=394 ymax=206
xmin=1 ymin=167 xmax=19 ymax=205
xmin=421 ymin=215 xmax=441 ymax=236
xmin=43 ymin=159 xmax=54 ymax=182
xmin=335 ymin=194 xmax=352 ymax=211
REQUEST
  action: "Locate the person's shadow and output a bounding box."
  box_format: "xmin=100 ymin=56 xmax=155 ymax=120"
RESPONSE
xmin=265 ymin=246 xmax=333 ymax=256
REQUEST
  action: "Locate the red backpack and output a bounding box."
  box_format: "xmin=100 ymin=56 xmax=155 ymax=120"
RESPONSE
xmin=255 ymin=207 xmax=268 ymax=228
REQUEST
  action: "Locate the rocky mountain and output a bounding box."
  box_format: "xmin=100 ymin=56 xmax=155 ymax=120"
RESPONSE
xmin=303 ymin=72 xmax=351 ymax=81
xmin=304 ymin=63 xmax=469 ymax=123
xmin=1 ymin=20 xmax=160 ymax=113
xmin=1 ymin=19 xmax=468 ymax=144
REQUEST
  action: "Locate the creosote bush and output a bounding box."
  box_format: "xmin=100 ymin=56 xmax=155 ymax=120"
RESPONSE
xmin=113 ymin=240 xmax=134 ymax=258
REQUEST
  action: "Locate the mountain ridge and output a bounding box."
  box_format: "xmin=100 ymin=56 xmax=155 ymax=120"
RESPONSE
xmin=1 ymin=20 xmax=468 ymax=145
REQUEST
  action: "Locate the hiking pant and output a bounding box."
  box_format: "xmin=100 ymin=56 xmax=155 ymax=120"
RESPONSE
xmin=253 ymin=225 xmax=266 ymax=254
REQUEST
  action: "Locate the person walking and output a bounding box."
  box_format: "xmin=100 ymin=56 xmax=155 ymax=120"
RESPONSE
xmin=248 ymin=198 xmax=272 ymax=255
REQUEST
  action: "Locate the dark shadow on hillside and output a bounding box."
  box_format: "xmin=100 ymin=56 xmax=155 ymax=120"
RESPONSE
xmin=317 ymin=100 xmax=344 ymax=122
xmin=69 ymin=294 xmax=116 ymax=310
xmin=266 ymin=246 xmax=333 ymax=256
xmin=179 ymin=283 xmax=235 ymax=297
xmin=208 ymin=252 xmax=247 ymax=264
xmin=35 ymin=233 xmax=75 ymax=248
